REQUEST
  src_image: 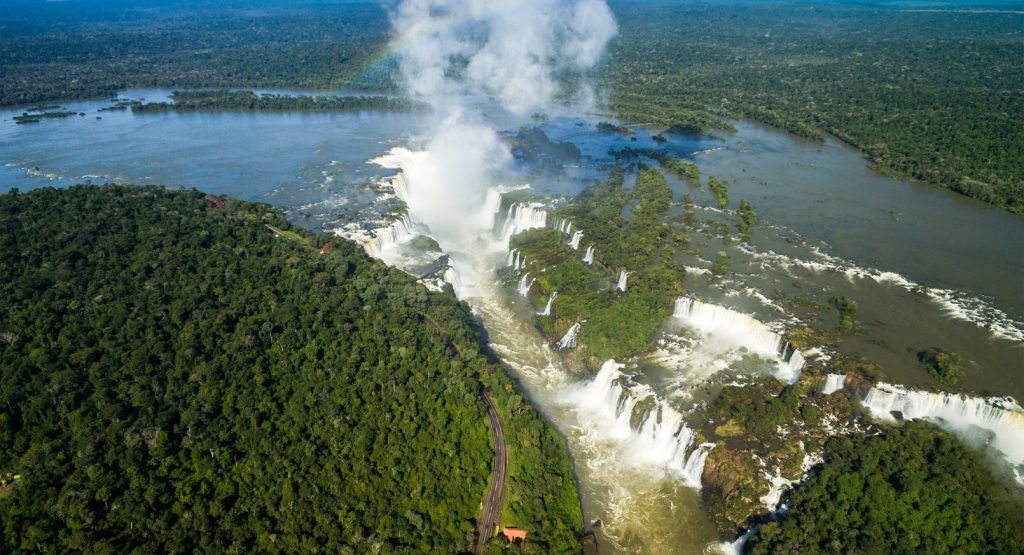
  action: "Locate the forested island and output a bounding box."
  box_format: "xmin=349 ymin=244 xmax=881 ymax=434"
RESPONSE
xmin=510 ymin=167 xmax=686 ymax=370
xmin=0 ymin=185 xmax=582 ymax=553
xmin=133 ymin=90 xmax=430 ymax=114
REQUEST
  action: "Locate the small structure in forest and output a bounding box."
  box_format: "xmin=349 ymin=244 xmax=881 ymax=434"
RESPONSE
xmin=203 ymin=194 xmax=225 ymax=209
xmin=502 ymin=528 xmax=527 ymax=544
xmin=321 ymin=243 xmax=333 ymax=254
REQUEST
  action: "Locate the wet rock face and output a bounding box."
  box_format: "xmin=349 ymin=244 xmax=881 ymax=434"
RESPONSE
xmin=697 ymin=363 xmax=872 ymax=538
xmin=703 ymin=446 xmax=763 ymax=535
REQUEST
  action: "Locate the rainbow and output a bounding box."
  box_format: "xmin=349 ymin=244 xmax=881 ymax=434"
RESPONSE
xmin=346 ymin=0 xmax=551 ymax=88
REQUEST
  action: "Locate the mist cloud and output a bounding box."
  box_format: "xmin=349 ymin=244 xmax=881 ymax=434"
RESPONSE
xmin=391 ymin=0 xmax=618 ymax=114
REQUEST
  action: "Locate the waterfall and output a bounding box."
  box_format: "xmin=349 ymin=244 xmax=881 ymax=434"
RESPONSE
xmin=517 ymin=273 xmax=535 ymax=297
xmin=569 ymin=230 xmax=583 ymax=250
xmin=555 ymin=218 xmax=573 ymax=235
xmin=672 ymin=297 xmax=805 ymax=383
xmin=861 ymin=383 xmax=1024 ymax=482
xmin=501 ymin=202 xmax=547 ymax=243
xmin=538 ymin=292 xmax=558 ymax=316
xmin=712 ymin=529 xmax=755 ymax=555
xmin=388 ymin=171 xmax=410 ymax=204
xmin=822 ymin=374 xmax=846 ymax=395
xmin=682 ymin=444 xmax=715 ymax=489
xmin=505 ymin=248 xmax=526 ymax=270
xmin=616 ymin=270 xmax=628 ymax=292
xmin=561 ymin=360 xmax=713 ymax=489
xmin=583 ymin=245 xmax=595 ymax=265
xmin=556 ymin=322 xmax=581 ymax=350
xmin=366 ymin=214 xmax=415 ymax=258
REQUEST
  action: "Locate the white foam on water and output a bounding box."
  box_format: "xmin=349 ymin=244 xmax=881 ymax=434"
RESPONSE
xmin=672 ymin=297 xmax=805 ymax=383
xmin=739 ymin=244 xmax=1024 ymax=343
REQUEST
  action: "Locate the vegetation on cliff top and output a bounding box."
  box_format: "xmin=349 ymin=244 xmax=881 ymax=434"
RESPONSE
xmin=747 ymin=422 xmax=1024 ymax=554
xmin=509 ymin=167 xmax=684 ymax=368
xmin=0 ymin=185 xmax=581 ymax=553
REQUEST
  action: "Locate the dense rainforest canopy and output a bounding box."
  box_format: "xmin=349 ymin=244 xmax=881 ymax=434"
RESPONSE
xmin=606 ymin=4 xmax=1024 ymax=213
xmin=746 ymin=422 xmax=1024 ymax=554
xmin=0 ymin=185 xmax=581 ymax=554
xmin=510 ymin=166 xmax=687 ymax=368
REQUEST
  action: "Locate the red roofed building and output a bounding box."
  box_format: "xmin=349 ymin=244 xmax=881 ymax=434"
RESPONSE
xmin=502 ymin=528 xmax=527 ymax=544
xmin=203 ymin=194 xmax=225 ymax=209
xmin=321 ymin=243 xmax=333 ymax=254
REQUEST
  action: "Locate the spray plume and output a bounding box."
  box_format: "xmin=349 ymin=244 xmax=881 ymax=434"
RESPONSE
xmin=391 ymin=0 xmax=617 ymax=114
xmin=378 ymin=0 xmax=617 ymax=296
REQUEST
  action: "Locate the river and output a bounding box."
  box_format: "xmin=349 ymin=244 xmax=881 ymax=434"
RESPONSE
xmin=3 ymin=90 xmax=1021 ymax=553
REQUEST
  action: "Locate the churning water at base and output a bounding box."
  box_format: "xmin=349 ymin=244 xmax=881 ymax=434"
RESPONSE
xmin=562 ymin=361 xmax=714 ymax=489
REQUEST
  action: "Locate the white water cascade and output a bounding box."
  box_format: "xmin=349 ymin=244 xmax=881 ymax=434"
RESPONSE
xmin=561 ymin=360 xmax=714 ymax=489
xmin=616 ymin=270 xmax=628 ymax=292
xmin=672 ymin=298 xmax=805 ymax=383
xmin=538 ymin=292 xmax=558 ymax=316
xmin=569 ymin=230 xmax=584 ymax=250
xmin=505 ymin=248 xmax=526 ymax=271
xmin=583 ymin=245 xmax=595 ymax=265
xmin=822 ymin=374 xmax=847 ymax=395
xmin=555 ymin=218 xmax=573 ymax=235
xmin=556 ymin=322 xmax=582 ymax=350
xmin=365 ymin=214 xmax=416 ymax=259
xmin=861 ymin=383 xmax=1024 ymax=484
xmin=517 ymin=273 xmax=535 ymax=297
xmin=501 ymin=202 xmax=548 ymax=243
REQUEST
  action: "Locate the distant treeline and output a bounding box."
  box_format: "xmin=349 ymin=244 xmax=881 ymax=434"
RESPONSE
xmin=606 ymin=4 xmax=1024 ymax=214
xmin=0 ymin=2 xmax=395 ymax=107
xmin=134 ymin=90 xmax=431 ymax=113
xmin=4 ymin=2 xmax=1021 ymax=213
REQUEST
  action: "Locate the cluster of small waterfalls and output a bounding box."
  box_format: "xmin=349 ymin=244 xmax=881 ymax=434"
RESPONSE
xmin=562 ymin=361 xmax=714 ymax=489
xmin=342 ymin=148 xmax=1024 ymax=553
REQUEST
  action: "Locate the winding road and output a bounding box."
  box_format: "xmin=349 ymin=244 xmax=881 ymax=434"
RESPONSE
xmin=473 ymin=392 xmax=508 ymax=554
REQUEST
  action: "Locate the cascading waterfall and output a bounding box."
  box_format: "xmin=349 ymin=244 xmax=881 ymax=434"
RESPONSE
xmin=561 ymin=360 xmax=714 ymax=489
xmin=672 ymin=297 xmax=805 ymax=383
xmin=517 ymin=273 xmax=535 ymax=297
xmin=388 ymin=171 xmax=410 ymax=204
xmin=365 ymin=214 xmax=415 ymax=258
xmin=861 ymin=383 xmax=1024 ymax=484
xmin=538 ymin=291 xmax=558 ymax=316
xmin=583 ymin=245 xmax=595 ymax=265
xmin=556 ymin=322 xmax=582 ymax=350
xmin=616 ymin=270 xmax=628 ymax=292
xmin=555 ymin=218 xmax=573 ymax=235
xmin=505 ymin=249 xmax=526 ymax=271
xmin=569 ymin=230 xmax=584 ymax=250
xmin=501 ymin=202 xmax=548 ymax=243
xmin=822 ymin=374 xmax=847 ymax=395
